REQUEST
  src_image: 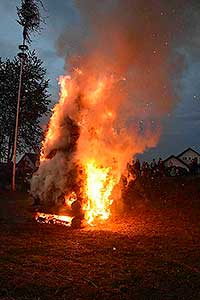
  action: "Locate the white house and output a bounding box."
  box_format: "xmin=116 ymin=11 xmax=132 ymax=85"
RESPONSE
xmin=177 ymin=147 xmax=200 ymax=165
xmin=163 ymin=155 xmax=190 ymax=172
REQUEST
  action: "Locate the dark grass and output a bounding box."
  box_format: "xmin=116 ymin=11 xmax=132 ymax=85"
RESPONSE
xmin=0 ymin=180 xmax=200 ymax=300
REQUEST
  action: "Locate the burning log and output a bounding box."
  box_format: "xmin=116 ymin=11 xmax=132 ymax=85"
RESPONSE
xmin=35 ymin=212 xmax=83 ymax=229
xmin=34 ymin=191 xmax=84 ymax=229
xmin=35 ymin=212 xmax=72 ymax=227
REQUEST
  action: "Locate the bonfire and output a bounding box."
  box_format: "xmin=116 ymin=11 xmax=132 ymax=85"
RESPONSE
xmin=31 ymin=59 xmax=159 ymax=228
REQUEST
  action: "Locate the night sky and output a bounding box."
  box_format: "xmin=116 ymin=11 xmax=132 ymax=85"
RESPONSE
xmin=0 ymin=0 xmax=200 ymax=161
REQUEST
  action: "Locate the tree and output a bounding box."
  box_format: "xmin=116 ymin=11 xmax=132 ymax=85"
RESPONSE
xmin=17 ymin=0 xmax=44 ymax=44
xmin=0 ymin=51 xmax=50 ymax=163
xmin=11 ymin=0 xmax=45 ymax=190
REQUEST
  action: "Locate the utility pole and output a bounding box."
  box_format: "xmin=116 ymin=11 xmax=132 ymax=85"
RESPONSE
xmin=12 ymin=44 xmax=28 ymax=191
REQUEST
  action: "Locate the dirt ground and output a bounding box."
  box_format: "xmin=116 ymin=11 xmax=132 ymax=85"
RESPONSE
xmin=0 ymin=189 xmax=200 ymax=300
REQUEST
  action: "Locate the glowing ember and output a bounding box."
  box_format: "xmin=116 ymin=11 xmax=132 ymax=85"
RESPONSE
xmin=35 ymin=212 xmax=72 ymax=227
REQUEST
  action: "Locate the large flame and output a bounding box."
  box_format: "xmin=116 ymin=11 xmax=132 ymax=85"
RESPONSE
xmin=38 ymin=72 xmax=122 ymax=226
xmin=32 ymin=65 xmax=160 ymax=227
xmin=31 ymin=0 xmax=195 ymax=228
xmin=83 ymin=160 xmax=116 ymax=225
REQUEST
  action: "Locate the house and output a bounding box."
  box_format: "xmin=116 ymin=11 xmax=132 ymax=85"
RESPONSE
xmin=163 ymin=155 xmax=190 ymax=172
xmin=17 ymin=153 xmax=39 ymax=176
xmin=177 ymin=147 xmax=200 ymax=165
xmin=163 ymin=147 xmax=200 ymax=174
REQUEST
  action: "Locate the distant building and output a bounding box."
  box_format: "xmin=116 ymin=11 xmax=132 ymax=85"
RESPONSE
xmin=17 ymin=153 xmax=39 ymax=175
xmin=177 ymin=147 xmax=200 ymax=165
xmin=163 ymin=147 xmax=200 ymax=173
xmin=163 ymin=155 xmax=190 ymax=172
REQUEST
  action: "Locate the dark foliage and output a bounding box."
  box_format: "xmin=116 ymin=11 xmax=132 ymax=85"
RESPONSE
xmin=0 ymin=51 xmax=50 ymax=162
xmin=17 ymin=0 xmax=44 ymax=43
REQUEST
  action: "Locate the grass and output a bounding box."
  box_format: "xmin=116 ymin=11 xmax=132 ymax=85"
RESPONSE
xmin=0 ymin=181 xmax=200 ymax=300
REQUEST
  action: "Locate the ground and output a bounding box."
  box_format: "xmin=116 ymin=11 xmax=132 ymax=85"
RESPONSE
xmin=0 ymin=179 xmax=200 ymax=300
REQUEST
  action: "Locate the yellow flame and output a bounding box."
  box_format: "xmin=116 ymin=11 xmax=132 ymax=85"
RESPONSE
xmin=37 ymin=74 xmax=127 ymax=227
xmin=83 ymin=160 xmax=115 ymax=225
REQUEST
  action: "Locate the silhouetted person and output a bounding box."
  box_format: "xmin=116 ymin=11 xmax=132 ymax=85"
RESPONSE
xmin=190 ymin=157 xmax=198 ymax=175
xmin=158 ymin=157 xmax=164 ymax=177
xmin=135 ymin=159 xmax=141 ymax=178
xmin=150 ymin=158 xmax=157 ymax=177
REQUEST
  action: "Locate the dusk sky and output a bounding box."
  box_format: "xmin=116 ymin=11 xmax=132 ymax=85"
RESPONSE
xmin=1 ymin=0 xmax=200 ymax=161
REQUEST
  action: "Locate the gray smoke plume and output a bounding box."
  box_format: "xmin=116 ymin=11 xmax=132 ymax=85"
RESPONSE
xmin=57 ymin=0 xmax=200 ymax=113
xmin=31 ymin=0 xmax=200 ymax=210
xmin=31 ymin=113 xmax=80 ymax=208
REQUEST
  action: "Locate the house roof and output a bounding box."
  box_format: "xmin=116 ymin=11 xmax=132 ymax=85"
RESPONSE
xmin=26 ymin=153 xmax=38 ymax=164
xmin=17 ymin=153 xmax=38 ymax=166
xmin=163 ymin=155 xmax=189 ymax=169
xmin=177 ymin=147 xmax=200 ymax=158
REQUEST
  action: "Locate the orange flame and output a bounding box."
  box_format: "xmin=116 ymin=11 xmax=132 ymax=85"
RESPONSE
xmin=83 ymin=160 xmax=116 ymax=225
xmin=35 ymin=62 xmax=160 ymax=227
xmin=38 ymin=72 xmax=121 ymax=226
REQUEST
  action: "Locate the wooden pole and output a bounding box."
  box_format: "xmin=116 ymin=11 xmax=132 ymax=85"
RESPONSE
xmin=12 ymin=57 xmax=24 ymax=191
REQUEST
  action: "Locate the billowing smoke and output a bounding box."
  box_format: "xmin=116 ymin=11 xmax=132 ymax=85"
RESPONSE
xmin=31 ymin=0 xmax=200 ymax=213
xmin=57 ymin=0 xmax=191 ymax=111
